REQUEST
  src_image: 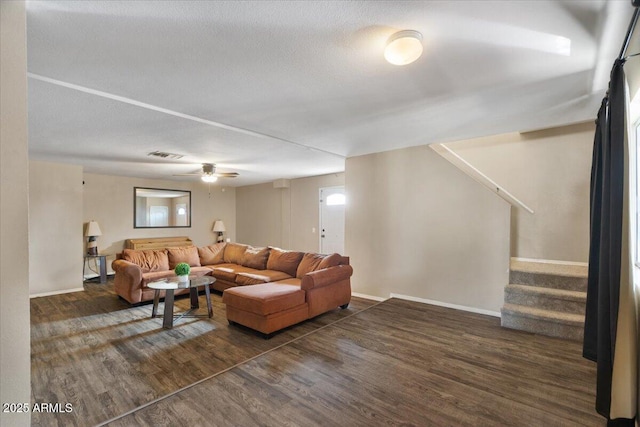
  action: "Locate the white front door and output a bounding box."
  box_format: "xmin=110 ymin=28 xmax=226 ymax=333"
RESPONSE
xmin=175 ymin=203 xmax=187 ymax=226
xmin=149 ymin=205 xmax=169 ymax=227
xmin=320 ymin=186 xmax=345 ymax=254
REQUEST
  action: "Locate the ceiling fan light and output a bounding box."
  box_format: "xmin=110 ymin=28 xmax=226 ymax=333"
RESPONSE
xmin=384 ymin=30 xmax=423 ymax=65
xmin=201 ymin=175 xmax=218 ymax=183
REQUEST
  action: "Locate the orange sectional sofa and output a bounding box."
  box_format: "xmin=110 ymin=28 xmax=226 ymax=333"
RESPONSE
xmin=112 ymin=242 xmax=352 ymax=335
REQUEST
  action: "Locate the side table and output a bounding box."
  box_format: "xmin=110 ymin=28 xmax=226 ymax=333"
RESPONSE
xmin=83 ymin=254 xmax=107 ymax=283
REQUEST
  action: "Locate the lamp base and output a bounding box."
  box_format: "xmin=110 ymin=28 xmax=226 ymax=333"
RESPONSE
xmin=87 ymin=236 xmax=98 ymax=256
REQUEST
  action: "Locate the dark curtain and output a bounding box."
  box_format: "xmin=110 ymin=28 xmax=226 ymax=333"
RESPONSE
xmin=583 ymin=59 xmax=633 ymax=426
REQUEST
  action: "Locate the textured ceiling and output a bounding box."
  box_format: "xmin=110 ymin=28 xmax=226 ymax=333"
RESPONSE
xmin=26 ymin=1 xmax=634 ymax=186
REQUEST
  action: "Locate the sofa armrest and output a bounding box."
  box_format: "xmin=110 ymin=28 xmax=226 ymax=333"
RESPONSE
xmin=301 ymin=264 xmax=353 ymax=291
xmin=112 ymin=259 xmax=143 ymax=286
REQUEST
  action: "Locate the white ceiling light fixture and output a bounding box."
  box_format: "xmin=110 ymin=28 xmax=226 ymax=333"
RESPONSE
xmin=384 ymin=30 xmax=423 ymax=66
xmin=174 ymin=163 xmax=237 ymax=182
xmin=201 ymin=174 xmax=218 ymax=183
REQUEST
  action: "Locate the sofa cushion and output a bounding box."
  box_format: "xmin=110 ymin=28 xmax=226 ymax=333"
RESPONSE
xmin=236 ymin=270 xmax=292 ymax=286
xmin=317 ymin=253 xmax=342 ymax=270
xmin=241 ymin=246 xmax=270 ymax=270
xmin=296 ymin=253 xmax=325 ymax=279
xmin=141 ymin=270 xmax=175 ymax=288
xmin=223 ymin=283 xmax=305 ymax=316
xmin=122 ymin=249 xmax=169 ymax=273
xmin=198 ymin=243 xmax=226 ymax=265
xmin=188 ymin=266 xmax=214 ymax=277
xmin=274 ymin=277 xmax=301 ymax=287
xmin=212 ymin=264 xmax=257 ymax=282
xmin=223 ymin=243 xmax=248 ymax=264
xmin=266 ymin=248 xmax=304 ymax=277
xmin=167 ymin=246 xmax=201 ymax=269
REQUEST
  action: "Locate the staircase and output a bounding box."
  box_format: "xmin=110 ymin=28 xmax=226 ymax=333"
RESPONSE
xmin=500 ymin=259 xmax=588 ymax=341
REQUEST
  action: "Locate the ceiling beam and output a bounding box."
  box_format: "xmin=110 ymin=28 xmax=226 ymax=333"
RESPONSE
xmin=27 ymin=72 xmax=345 ymax=159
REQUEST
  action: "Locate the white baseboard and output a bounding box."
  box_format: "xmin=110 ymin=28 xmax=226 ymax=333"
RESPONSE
xmin=351 ymin=292 xmax=387 ymax=302
xmin=389 ymin=293 xmax=501 ymax=318
xmin=511 ymin=257 xmax=588 ymax=267
xmin=30 ymin=287 xmax=85 ymax=299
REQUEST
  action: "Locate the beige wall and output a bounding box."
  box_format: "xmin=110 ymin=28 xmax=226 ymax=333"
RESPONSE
xmin=445 ymin=122 xmax=594 ymax=263
xmin=83 ymin=173 xmax=236 ymax=258
xmin=236 ymin=173 xmax=344 ymax=252
xmin=29 ymin=161 xmax=84 ymax=295
xmin=0 ymin=1 xmax=31 ymax=425
xmin=345 ymin=145 xmax=510 ymax=312
xmin=236 ymin=182 xmax=283 ymax=247
xmin=23 ymin=168 xmax=235 ymax=293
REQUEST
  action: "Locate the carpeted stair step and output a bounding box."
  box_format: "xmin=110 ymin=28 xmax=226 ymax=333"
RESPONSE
xmin=509 ymin=260 xmax=587 ymax=292
xmin=501 ymin=303 xmax=584 ymax=341
xmin=504 ymin=284 xmax=586 ymax=315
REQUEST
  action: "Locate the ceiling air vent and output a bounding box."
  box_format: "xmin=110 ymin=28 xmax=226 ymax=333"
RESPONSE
xmin=147 ymin=151 xmax=184 ymax=160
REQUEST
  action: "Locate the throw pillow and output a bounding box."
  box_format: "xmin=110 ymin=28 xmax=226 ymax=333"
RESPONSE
xmin=198 ymin=243 xmax=226 ymax=265
xmin=296 ymin=253 xmax=325 ymax=279
xmin=167 ymin=246 xmax=201 ymax=269
xmin=317 ymin=253 xmax=342 ymax=270
xmin=266 ymin=247 xmax=304 ymax=277
xmin=122 ymin=249 xmax=169 ymax=273
xmin=241 ymin=246 xmax=270 ymax=270
xmin=223 ymin=243 xmax=248 ymax=264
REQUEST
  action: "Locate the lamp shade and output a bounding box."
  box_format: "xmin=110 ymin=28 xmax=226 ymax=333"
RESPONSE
xmin=85 ymin=220 xmax=102 ymax=237
xmin=212 ymin=220 xmax=226 ymax=233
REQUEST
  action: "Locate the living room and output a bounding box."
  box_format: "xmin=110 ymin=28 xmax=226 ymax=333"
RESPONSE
xmin=3 ymin=1 xmax=640 ymax=426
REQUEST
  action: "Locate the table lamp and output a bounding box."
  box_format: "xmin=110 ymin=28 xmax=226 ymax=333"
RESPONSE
xmin=85 ymin=220 xmax=102 ymax=255
xmin=212 ymin=220 xmax=226 ymax=243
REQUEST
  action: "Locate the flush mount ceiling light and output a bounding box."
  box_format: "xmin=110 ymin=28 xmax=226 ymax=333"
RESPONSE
xmin=384 ymin=30 xmax=423 ymax=65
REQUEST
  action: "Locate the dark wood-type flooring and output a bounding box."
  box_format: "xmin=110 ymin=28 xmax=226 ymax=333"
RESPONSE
xmin=30 ymin=279 xmax=375 ymax=426
xmin=32 ymin=281 xmax=601 ymax=426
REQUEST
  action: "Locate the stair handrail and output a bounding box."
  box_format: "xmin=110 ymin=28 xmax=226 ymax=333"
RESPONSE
xmin=430 ymin=143 xmax=535 ymax=214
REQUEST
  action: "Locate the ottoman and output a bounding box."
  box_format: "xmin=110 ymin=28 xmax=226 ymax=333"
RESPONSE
xmin=222 ymin=283 xmax=309 ymax=336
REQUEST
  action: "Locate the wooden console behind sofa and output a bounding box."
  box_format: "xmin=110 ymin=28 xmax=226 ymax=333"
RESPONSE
xmin=125 ymin=236 xmax=193 ymax=251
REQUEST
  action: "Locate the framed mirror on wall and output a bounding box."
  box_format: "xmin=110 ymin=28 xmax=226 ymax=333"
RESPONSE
xmin=134 ymin=187 xmax=191 ymax=228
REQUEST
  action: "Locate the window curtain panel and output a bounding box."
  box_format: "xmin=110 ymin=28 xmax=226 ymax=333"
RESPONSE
xmin=583 ymin=58 xmax=638 ymax=426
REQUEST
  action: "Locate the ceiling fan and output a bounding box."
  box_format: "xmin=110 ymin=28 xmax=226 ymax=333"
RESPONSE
xmin=173 ymin=163 xmax=239 ymax=183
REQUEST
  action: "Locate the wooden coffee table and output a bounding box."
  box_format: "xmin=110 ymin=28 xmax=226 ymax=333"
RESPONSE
xmin=148 ymin=276 xmax=216 ymax=329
